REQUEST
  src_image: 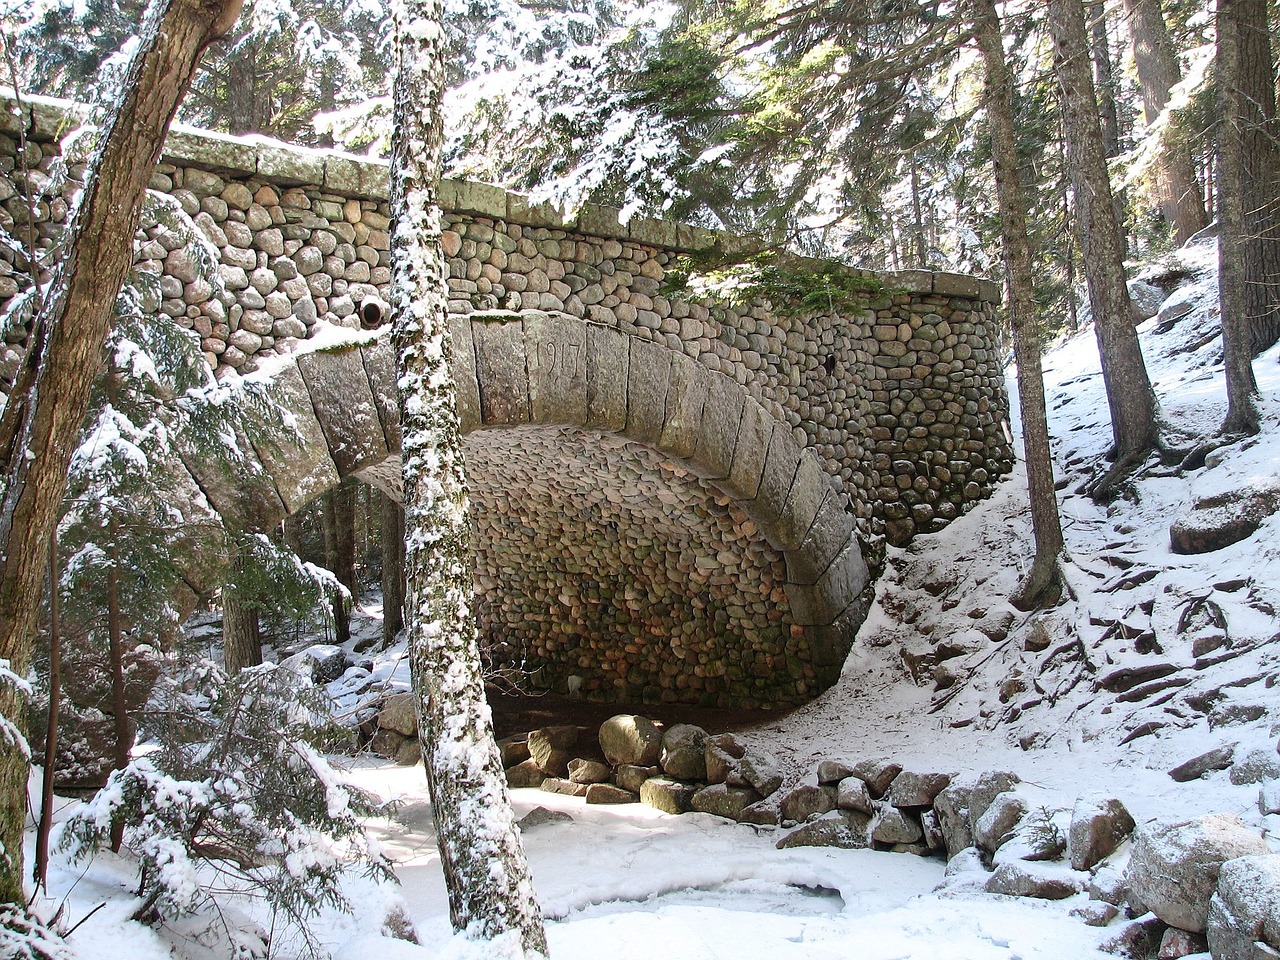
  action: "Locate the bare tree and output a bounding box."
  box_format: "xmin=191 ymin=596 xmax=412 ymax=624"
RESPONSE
xmin=0 ymin=0 xmax=243 ymax=909
xmin=388 ymin=0 xmax=548 ymax=952
xmin=1046 ymin=0 xmax=1159 ymax=497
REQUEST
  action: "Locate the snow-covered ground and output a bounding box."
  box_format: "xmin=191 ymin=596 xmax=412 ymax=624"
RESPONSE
xmin=32 ymin=237 xmax=1280 ymax=958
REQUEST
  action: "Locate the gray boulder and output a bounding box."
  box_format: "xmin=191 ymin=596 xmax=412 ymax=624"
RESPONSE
xmin=1069 ymin=795 xmax=1135 ymax=871
xmin=498 ymin=735 xmax=530 ymax=769
xmin=705 ymin=734 xmax=745 ymax=784
xmin=505 ymin=758 xmax=546 ymax=788
xmin=518 ymin=806 xmax=572 ymax=829
xmin=889 ymin=770 xmax=952 ymax=808
xmin=640 ymin=777 xmax=698 ymax=815
xmin=934 ymin=782 xmax=975 ymax=857
xmin=776 ymin=810 xmax=871 ymax=850
xmin=780 ymin=784 xmax=837 ymax=824
xmin=737 ymin=797 xmax=781 ymax=826
xmin=870 ymin=803 xmax=923 ymax=845
xmin=567 ymin=758 xmax=612 ymax=784
xmin=378 ymin=693 xmax=418 ymax=737
xmin=691 ymin=783 xmax=761 ymax=821
xmin=1169 ymin=745 xmax=1237 ymax=782
xmin=852 ymin=758 xmax=902 ymax=798
xmin=985 ymin=862 xmax=1086 ymax=900
xmin=1127 ymin=815 xmax=1270 ymax=932
xmin=1230 ymin=748 xmax=1280 ymax=786
xmin=660 ymin=724 xmax=709 ymax=780
xmin=585 ymin=783 xmax=638 ymax=805
xmin=598 ymin=714 xmax=662 ymax=766
xmin=816 ymin=758 xmax=857 ymax=784
xmin=540 ymin=777 xmax=588 ymax=797
xmin=969 ymin=771 xmax=1020 ymax=828
xmin=528 ymin=725 xmax=586 ymax=776
xmin=736 ymin=749 xmax=784 ymax=797
xmin=1206 ymin=855 xmax=1280 ymax=960
xmin=837 ymin=775 xmax=874 ymax=814
xmin=974 ymin=791 xmax=1027 ymax=851
xmin=614 ymin=764 xmax=661 ymax=794
xmin=1260 ymin=779 xmax=1280 ymax=816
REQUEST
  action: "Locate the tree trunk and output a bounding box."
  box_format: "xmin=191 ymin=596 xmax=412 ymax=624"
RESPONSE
xmin=1122 ymin=0 xmax=1208 ymax=245
xmin=33 ymin=530 xmax=60 ymax=890
xmin=0 ymin=0 xmax=243 ymax=909
xmin=389 ymin=0 xmax=548 ymax=952
xmin=225 ymin=35 xmax=258 ymax=135
xmin=323 ymin=484 xmax=357 ymax=644
xmin=1090 ymin=5 xmax=1121 ymax=158
xmin=1047 ymin=0 xmax=1159 ymax=494
xmin=222 ymin=552 xmax=263 ymax=674
xmin=381 ymin=492 xmax=406 ymax=645
xmin=1217 ymin=0 xmax=1263 ymax=433
xmin=970 ymin=0 xmax=1065 ymax=609
xmin=1223 ymin=0 xmax=1280 ymax=355
xmin=909 ymin=155 xmax=927 ymax=267
xmin=107 ymin=539 xmax=131 ymax=853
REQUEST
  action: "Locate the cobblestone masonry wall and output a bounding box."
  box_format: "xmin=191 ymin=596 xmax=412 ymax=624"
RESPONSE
xmin=0 ymin=96 xmax=1015 ymax=706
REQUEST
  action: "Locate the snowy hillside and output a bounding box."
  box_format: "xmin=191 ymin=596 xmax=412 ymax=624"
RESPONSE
xmin=33 ymin=237 xmax=1280 ymax=959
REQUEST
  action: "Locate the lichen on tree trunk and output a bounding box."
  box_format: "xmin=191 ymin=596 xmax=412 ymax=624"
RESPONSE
xmin=388 ymin=0 xmax=548 ymax=954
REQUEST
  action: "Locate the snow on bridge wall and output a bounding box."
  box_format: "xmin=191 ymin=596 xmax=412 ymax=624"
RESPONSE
xmin=0 ymin=96 xmax=1015 ymax=707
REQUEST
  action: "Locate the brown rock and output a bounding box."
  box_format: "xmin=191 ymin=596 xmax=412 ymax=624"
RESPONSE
xmin=598 ymin=714 xmax=662 ymax=766
xmin=852 ymin=758 xmax=902 ymax=798
xmin=505 ymin=759 xmax=546 ymax=789
xmin=640 ymin=777 xmax=698 ymax=815
xmin=585 ymin=783 xmax=638 ymax=805
xmin=776 ymin=811 xmax=872 ymax=849
xmin=985 ymin=862 xmax=1086 ymax=900
xmin=1069 ymin=795 xmax=1136 ymax=871
xmin=568 ymin=758 xmax=612 ymax=784
xmin=780 ymin=784 xmax=837 ymax=823
xmin=889 ymin=770 xmax=952 ymax=808
xmin=614 ymin=764 xmax=661 ymax=794
xmin=540 ymin=777 xmax=589 ymax=797
xmin=691 ymin=783 xmax=761 ymax=820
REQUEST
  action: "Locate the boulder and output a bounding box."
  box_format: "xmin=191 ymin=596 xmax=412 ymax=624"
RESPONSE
xmin=614 ymin=764 xmax=661 ymax=794
xmin=934 ymin=782 xmax=975 ymax=857
xmin=1230 ymin=749 xmax=1280 ymax=786
xmin=378 ymin=693 xmax=418 ymax=737
xmin=1127 ymin=815 xmax=1270 ymax=932
xmin=568 ymin=759 xmax=612 ymax=784
xmin=1128 ymin=280 xmax=1164 ymax=321
xmin=1158 ymin=928 xmax=1207 ymax=959
xmin=870 ymin=803 xmax=923 ymax=845
xmin=1171 ymin=481 xmax=1280 ymax=555
xmin=598 ymin=714 xmax=662 ymax=766
xmin=1206 ymin=855 xmax=1280 ymax=960
xmin=640 ymin=777 xmax=698 ymax=815
xmin=660 ymin=724 xmax=709 ymax=780
xmin=705 ymin=734 xmax=745 ymax=784
xmin=889 ymin=770 xmax=952 ymax=808
xmin=394 ymin=739 xmax=421 ymax=766
xmin=369 ymin=727 xmax=405 ymax=759
xmin=776 ymin=810 xmax=871 ymax=850
xmin=1169 ymin=745 xmax=1236 ymax=782
xmin=852 ymin=758 xmax=902 ymax=798
xmin=816 ymin=758 xmax=857 ymax=784
xmin=992 ymin=809 xmax=1068 ymax=865
xmin=974 ymin=791 xmax=1027 ymax=851
xmin=585 ymin=783 xmax=638 ymax=805
xmin=691 ymin=784 xmax=761 ymax=820
xmin=518 ymin=806 xmax=572 ymax=829
xmin=780 ymin=784 xmax=837 ymax=824
xmin=968 ymin=771 xmax=1020 ymax=828
xmin=540 ymin=777 xmax=588 ymax=797
xmin=837 ymin=776 xmax=874 ymax=814
xmin=736 ymin=750 xmax=784 ymax=797
xmin=1069 ymin=795 xmax=1136 ymax=871
xmin=737 ymin=798 xmax=781 ymax=826
xmin=498 ymin=735 xmax=530 ymax=769
xmin=985 ymin=862 xmax=1086 ymax=900
xmin=1260 ymin=779 xmax=1280 ymax=816
xmin=528 ymin=725 xmax=586 ymax=776
xmin=1088 ymin=865 xmax=1130 ymax=907
xmin=505 ymin=759 xmax=546 ymax=789
xmin=920 ymin=809 xmax=945 ymax=850
xmin=1071 ymin=902 xmax=1121 ymax=928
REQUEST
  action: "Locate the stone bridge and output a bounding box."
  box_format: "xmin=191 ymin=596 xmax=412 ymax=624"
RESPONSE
xmin=0 ymin=96 xmax=1015 ymax=707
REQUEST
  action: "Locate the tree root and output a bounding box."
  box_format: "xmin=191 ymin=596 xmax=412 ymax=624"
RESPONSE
xmin=1011 ymin=555 xmax=1066 ymax=611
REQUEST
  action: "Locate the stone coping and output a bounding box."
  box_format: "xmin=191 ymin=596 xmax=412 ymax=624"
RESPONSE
xmin=0 ymin=89 xmax=1002 ymax=302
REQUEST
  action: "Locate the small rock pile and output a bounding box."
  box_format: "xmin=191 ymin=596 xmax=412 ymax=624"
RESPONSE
xmin=495 ymin=715 xmax=1280 ymax=960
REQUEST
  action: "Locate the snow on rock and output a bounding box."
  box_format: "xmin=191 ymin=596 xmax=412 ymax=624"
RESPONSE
xmin=1126 ymin=815 xmax=1270 ymax=932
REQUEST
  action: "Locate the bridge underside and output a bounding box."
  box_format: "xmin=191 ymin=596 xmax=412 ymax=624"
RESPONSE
xmin=465 ymin=425 xmax=810 ymax=707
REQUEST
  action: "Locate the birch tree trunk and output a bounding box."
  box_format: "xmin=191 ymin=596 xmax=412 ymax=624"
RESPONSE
xmin=1046 ymin=0 xmax=1159 ymax=496
xmin=1122 ymin=0 xmax=1208 ymax=245
xmin=1216 ymin=0 xmax=1263 ymax=434
xmin=0 ymin=0 xmax=243 ymax=909
xmin=388 ymin=0 xmax=548 ymax=953
xmin=970 ymin=0 xmax=1065 ymax=610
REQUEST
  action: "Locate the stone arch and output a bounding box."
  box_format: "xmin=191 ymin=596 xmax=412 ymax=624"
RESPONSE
xmin=176 ymin=312 xmax=870 ymax=701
